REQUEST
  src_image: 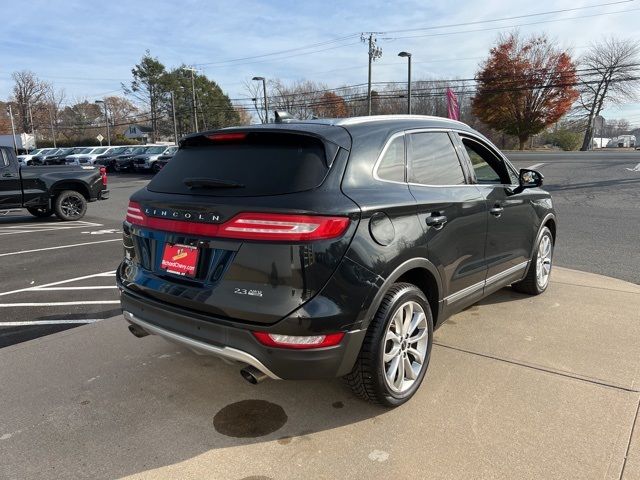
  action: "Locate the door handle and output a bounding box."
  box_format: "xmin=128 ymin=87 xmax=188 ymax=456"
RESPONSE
xmin=426 ymin=214 xmax=448 ymax=229
xmin=490 ymin=205 xmax=504 ymax=217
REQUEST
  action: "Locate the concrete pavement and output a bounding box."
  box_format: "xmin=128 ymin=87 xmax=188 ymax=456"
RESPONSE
xmin=1 ymin=267 xmax=639 ymax=480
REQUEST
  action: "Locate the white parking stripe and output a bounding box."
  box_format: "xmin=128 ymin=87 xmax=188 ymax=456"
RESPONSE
xmin=0 ymin=301 xmax=120 ymax=307
xmin=0 ymin=239 xmax=121 ymax=257
xmin=0 ymin=221 xmax=103 ymax=236
xmin=0 ymin=271 xmax=116 ymax=297
xmin=34 ymin=286 xmax=118 ymax=291
xmin=0 ymin=319 xmax=103 ymax=326
xmin=526 ymin=162 xmax=545 ymax=170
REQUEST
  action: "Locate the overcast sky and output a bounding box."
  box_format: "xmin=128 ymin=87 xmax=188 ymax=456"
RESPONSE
xmin=2 ymin=0 xmax=640 ymax=125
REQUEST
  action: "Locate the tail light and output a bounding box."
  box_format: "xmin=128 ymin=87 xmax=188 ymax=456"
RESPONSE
xmin=99 ymin=166 xmax=107 ymax=186
xmin=125 ymin=202 xmax=350 ymax=242
xmin=252 ymin=332 xmax=345 ymax=349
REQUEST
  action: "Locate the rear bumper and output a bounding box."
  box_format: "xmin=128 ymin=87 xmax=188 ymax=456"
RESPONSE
xmin=119 ymin=288 xmax=367 ymax=380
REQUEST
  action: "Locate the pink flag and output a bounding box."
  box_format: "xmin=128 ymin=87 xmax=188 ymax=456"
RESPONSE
xmin=446 ymin=88 xmax=460 ymax=121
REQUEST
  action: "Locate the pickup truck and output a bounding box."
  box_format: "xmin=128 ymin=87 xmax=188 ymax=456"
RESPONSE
xmin=0 ymin=146 xmax=109 ymax=221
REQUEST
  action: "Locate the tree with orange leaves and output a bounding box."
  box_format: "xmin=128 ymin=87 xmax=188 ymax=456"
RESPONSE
xmin=312 ymin=92 xmax=348 ymax=118
xmin=473 ymin=32 xmax=579 ymax=150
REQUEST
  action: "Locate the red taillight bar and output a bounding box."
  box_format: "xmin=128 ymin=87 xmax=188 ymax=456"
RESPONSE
xmin=252 ymin=331 xmax=345 ymax=349
xmin=125 ymin=202 xmax=350 ymax=241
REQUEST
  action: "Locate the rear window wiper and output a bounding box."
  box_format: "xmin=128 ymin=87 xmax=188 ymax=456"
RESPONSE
xmin=183 ymin=177 xmax=245 ymax=189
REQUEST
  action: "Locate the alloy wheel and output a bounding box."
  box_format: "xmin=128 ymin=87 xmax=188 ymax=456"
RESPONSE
xmin=383 ymin=300 xmax=429 ymax=393
xmin=536 ymin=235 xmax=553 ymax=288
xmin=60 ymin=194 xmax=84 ymax=219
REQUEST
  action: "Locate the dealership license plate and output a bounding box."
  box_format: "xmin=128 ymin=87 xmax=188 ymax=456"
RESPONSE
xmin=161 ymin=244 xmax=199 ymax=277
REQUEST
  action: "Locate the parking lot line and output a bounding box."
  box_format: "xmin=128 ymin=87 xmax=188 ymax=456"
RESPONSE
xmin=0 ymin=221 xmax=103 ymax=236
xmin=0 ymin=319 xmax=103 ymax=326
xmin=0 ymin=301 xmax=120 ymax=307
xmin=0 ymin=271 xmax=116 ymax=297
xmin=35 ymin=286 xmax=118 ymax=291
xmin=0 ymin=239 xmax=121 ymax=258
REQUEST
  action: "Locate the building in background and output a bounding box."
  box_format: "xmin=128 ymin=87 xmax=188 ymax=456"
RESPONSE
xmin=607 ymin=135 xmax=636 ymax=148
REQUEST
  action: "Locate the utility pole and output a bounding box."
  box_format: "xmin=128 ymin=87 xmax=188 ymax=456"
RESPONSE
xmin=47 ymin=107 xmax=57 ymax=148
xmin=362 ymin=33 xmax=383 ymax=116
xmin=186 ymin=67 xmax=199 ymax=132
xmin=27 ymin=103 xmax=37 ymax=149
xmin=170 ymin=91 xmax=179 ymax=145
xmin=6 ymin=105 xmax=18 ymax=154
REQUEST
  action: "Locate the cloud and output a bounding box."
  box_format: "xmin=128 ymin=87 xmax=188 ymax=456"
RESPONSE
xmin=1 ymin=0 xmax=639 ymax=121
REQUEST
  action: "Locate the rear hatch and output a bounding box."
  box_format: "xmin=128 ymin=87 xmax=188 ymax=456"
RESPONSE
xmin=121 ymin=128 xmax=359 ymax=325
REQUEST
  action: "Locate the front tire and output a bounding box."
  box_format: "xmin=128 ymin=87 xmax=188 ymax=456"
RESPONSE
xmin=54 ymin=190 xmax=87 ymax=221
xmin=512 ymin=227 xmax=553 ymax=295
xmin=344 ymin=283 xmax=433 ymax=407
xmin=27 ymin=207 xmax=53 ymax=218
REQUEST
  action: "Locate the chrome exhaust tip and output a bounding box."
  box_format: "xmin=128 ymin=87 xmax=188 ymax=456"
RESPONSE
xmin=128 ymin=324 xmax=149 ymax=338
xmin=240 ymin=365 xmax=268 ymax=384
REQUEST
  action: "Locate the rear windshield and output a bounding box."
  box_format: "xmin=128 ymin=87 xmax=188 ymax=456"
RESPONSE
xmin=147 ymin=132 xmax=329 ymax=197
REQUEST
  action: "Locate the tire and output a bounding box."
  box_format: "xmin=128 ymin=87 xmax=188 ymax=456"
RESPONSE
xmin=512 ymin=227 xmax=553 ymax=295
xmin=152 ymin=163 xmax=161 ymax=174
xmin=54 ymin=190 xmax=87 ymax=221
xmin=27 ymin=207 xmax=53 ymax=218
xmin=344 ymin=283 xmax=434 ymax=407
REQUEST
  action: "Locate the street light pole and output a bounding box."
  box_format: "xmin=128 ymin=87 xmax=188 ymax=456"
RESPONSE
xmin=252 ymin=77 xmax=268 ymax=124
xmin=186 ymin=67 xmax=199 ymax=132
xmin=47 ymin=107 xmax=57 ymax=148
xmin=6 ymin=105 xmax=18 ymax=154
xmin=27 ymin=103 xmax=37 ymax=149
xmin=170 ymin=91 xmax=179 ymax=145
xmin=95 ymin=99 xmax=111 ymax=146
xmin=398 ymin=52 xmax=412 ymax=114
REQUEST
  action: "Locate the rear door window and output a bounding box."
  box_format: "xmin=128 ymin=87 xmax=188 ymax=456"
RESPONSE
xmin=407 ymin=132 xmax=466 ymax=185
xmin=148 ymin=132 xmax=330 ymax=197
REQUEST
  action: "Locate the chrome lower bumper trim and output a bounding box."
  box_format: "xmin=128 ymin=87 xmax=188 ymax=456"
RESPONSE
xmin=123 ymin=310 xmax=281 ymax=380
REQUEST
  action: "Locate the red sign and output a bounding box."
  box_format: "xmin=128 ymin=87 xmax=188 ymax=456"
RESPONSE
xmin=161 ymin=244 xmax=199 ymax=277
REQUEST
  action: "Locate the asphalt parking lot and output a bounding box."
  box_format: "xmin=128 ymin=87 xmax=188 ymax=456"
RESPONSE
xmin=0 ymin=152 xmax=639 ymax=479
xmin=0 ymin=173 xmax=145 ymax=347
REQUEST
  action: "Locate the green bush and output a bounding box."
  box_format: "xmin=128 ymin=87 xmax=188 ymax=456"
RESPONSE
xmin=545 ymin=129 xmax=582 ymax=151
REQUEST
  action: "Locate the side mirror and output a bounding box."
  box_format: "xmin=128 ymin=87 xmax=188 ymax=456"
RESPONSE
xmin=518 ymin=169 xmax=543 ymax=189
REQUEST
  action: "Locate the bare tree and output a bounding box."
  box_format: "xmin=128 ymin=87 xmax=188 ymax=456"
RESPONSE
xmin=577 ymin=38 xmax=640 ymax=150
xmin=11 ymin=70 xmax=52 ymax=132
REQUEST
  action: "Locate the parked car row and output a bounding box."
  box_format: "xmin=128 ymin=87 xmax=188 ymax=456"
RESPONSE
xmin=17 ymin=145 xmax=178 ymax=173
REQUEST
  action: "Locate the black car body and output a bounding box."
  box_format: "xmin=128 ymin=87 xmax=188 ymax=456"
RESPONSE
xmin=29 ymin=148 xmax=62 ymax=165
xmin=132 ymin=146 xmax=176 ymax=172
xmin=43 ymin=147 xmax=85 ymax=165
xmin=117 ymin=116 xmax=556 ymax=405
xmin=0 ymin=146 xmax=109 ymax=220
xmin=94 ymin=146 xmax=129 ymax=172
xmin=114 ymin=146 xmax=150 ymax=172
xmin=151 ymin=149 xmax=177 ymax=173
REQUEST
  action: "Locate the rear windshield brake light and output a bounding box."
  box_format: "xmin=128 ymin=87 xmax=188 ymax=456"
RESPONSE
xmin=204 ymin=132 xmax=247 ymax=142
xmin=125 ymin=202 xmax=349 ymax=241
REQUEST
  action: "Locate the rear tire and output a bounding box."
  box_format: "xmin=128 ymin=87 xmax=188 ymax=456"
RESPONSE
xmin=512 ymin=227 xmax=553 ymax=295
xmin=152 ymin=163 xmax=161 ymax=174
xmin=54 ymin=190 xmax=87 ymax=221
xmin=344 ymin=283 xmax=433 ymax=407
xmin=27 ymin=207 xmax=53 ymax=218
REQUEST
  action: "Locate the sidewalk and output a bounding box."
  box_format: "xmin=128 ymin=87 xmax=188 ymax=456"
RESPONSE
xmin=1 ymin=267 xmax=639 ymax=480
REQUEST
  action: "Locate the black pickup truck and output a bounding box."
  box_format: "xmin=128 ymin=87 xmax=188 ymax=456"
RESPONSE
xmin=0 ymin=146 xmax=109 ymax=221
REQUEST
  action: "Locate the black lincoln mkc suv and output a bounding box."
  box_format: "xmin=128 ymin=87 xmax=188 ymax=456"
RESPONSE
xmin=117 ymin=115 xmax=556 ymax=406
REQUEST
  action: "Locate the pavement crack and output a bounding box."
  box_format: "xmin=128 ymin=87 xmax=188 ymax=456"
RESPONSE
xmin=433 ymin=342 xmax=640 ymax=393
